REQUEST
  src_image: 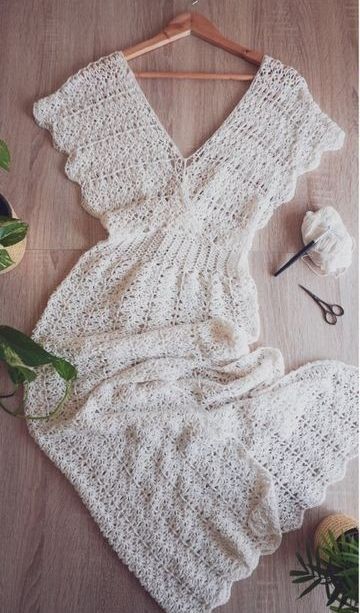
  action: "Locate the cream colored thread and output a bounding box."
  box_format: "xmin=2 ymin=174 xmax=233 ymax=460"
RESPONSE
xmin=301 ymin=206 xmax=354 ymax=277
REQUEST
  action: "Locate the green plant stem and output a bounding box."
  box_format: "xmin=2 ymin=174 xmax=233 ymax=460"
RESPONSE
xmin=0 ymin=379 xmax=74 ymax=420
xmin=0 ymin=383 xmax=19 ymax=398
xmin=0 ymin=398 xmax=20 ymax=416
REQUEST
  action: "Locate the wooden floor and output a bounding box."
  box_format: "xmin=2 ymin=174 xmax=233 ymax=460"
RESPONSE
xmin=0 ymin=1 xmax=358 ymax=612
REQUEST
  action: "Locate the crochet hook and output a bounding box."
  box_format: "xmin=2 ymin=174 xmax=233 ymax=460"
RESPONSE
xmin=273 ymin=227 xmax=331 ymax=277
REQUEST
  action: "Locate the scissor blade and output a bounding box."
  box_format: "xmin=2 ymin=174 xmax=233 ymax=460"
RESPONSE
xmin=298 ymin=284 xmax=318 ymax=301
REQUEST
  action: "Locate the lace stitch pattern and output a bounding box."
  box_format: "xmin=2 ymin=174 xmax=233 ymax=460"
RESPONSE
xmin=26 ymin=53 xmax=357 ymax=613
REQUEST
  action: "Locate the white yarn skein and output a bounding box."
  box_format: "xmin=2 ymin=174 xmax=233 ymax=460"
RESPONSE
xmin=301 ymin=206 xmax=354 ymax=276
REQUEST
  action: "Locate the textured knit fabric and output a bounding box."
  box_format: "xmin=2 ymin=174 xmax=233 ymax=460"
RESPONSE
xmin=26 ymin=52 xmax=358 ymax=613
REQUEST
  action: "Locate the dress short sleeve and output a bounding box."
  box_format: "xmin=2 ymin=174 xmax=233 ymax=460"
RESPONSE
xmin=33 ymin=53 xmax=133 ymax=220
xmin=264 ymin=62 xmax=346 ymax=214
xmin=292 ymin=93 xmax=344 ymax=171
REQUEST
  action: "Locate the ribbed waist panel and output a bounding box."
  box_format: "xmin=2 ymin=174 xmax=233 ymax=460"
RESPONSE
xmin=136 ymin=228 xmax=248 ymax=277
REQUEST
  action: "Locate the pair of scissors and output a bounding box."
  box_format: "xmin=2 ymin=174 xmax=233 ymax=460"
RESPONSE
xmin=299 ymin=284 xmax=344 ymax=325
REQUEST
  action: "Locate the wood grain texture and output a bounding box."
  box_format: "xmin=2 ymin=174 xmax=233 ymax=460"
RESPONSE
xmin=0 ymin=1 xmax=358 ymax=612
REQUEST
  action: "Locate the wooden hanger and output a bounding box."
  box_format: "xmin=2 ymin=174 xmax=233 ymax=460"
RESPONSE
xmin=122 ymin=12 xmax=264 ymax=81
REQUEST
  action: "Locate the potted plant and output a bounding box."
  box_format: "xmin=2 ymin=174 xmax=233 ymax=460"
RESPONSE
xmin=0 ymin=140 xmax=28 ymax=272
xmin=290 ymin=514 xmax=359 ymax=612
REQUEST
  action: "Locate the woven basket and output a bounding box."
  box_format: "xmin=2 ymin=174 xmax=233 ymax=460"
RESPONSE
xmin=0 ymin=196 xmax=27 ymax=275
xmin=314 ymin=513 xmax=359 ymax=554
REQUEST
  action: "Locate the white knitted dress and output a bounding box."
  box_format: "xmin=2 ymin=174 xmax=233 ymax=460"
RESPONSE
xmin=26 ymin=52 xmax=358 ymax=613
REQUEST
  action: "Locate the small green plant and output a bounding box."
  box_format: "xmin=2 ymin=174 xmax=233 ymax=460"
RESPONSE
xmin=290 ymin=530 xmax=359 ymax=612
xmin=0 ymin=140 xmax=28 ymax=271
xmin=0 ymin=326 xmax=77 ymax=420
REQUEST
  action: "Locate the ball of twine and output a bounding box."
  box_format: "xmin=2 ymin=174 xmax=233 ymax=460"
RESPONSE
xmin=301 ymin=206 xmax=354 ymax=277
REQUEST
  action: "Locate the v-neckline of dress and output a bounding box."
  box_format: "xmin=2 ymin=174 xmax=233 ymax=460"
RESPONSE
xmin=118 ymin=51 xmax=271 ymax=166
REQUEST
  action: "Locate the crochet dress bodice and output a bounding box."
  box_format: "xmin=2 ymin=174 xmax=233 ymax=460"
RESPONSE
xmin=25 ymin=51 xmax=358 ymax=613
xmin=31 ymin=52 xmax=345 ymax=343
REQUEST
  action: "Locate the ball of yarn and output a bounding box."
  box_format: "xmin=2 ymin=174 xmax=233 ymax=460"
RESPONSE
xmin=301 ymin=206 xmax=354 ymax=276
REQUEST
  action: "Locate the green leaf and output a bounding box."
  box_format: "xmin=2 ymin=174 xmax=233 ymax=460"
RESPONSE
xmin=51 ymin=356 xmax=77 ymax=381
xmin=326 ymin=581 xmax=332 ymax=601
xmin=334 ymin=553 xmax=359 ymax=563
xmin=306 ymin=542 xmax=315 ymax=577
xmin=2 ymin=345 xmax=31 ymax=370
xmin=6 ymin=364 xmax=27 ymax=384
xmin=290 ymin=570 xmax=309 ymax=577
xmin=0 ymin=248 xmax=14 ymax=270
xmin=328 ymin=531 xmax=338 ymax=550
xmin=0 ymin=327 xmax=77 ymax=386
xmin=0 ymin=326 xmax=56 ymax=366
xmin=335 ymin=568 xmax=359 ymax=578
xmin=296 ymin=551 xmax=309 ymax=572
xmin=0 ymin=218 xmax=28 ymax=246
xmin=341 ymin=539 xmax=359 ymax=553
xmin=315 ymin=545 xmax=325 ymax=575
xmin=2 ymin=346 xmax=37 ymax=382
xmin=298 ymin=577 xmax=322 ymax=599
xmin=322 ymin=542 xmax=341 ymax=558
xmin=9 ymin=364 xmax=37 ymax=383
xmin=292 ymin=576 xmax=314 ymax=584
xmin=338 ymin=592 xmax=352 ymax=610
xmin=327 ymin=586 xmax=342 ymax=606
xmin=0 ymin=139 xmax=10 ymax=171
